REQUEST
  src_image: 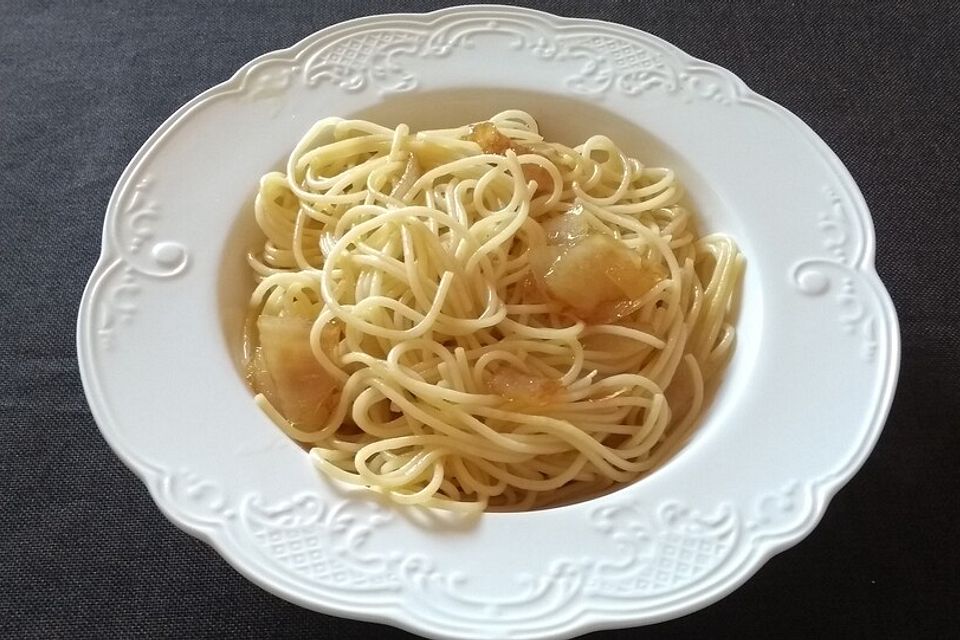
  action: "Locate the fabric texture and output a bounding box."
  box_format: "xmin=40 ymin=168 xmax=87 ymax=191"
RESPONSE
xmin=1 ymin=1 xmax=957 ymax=637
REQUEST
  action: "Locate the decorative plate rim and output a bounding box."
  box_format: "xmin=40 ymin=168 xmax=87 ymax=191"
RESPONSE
xmin=77 ymin=5 xmax=900 ymax=639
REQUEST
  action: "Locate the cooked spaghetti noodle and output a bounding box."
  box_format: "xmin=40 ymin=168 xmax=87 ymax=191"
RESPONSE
xmin=244 ymin=111 xmax=744 ymax=512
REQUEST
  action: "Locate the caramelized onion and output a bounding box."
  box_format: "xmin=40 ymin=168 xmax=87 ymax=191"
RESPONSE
xmin=529 ymin=233 xmax=665 ymax=323
xmin=487 ymin=366 xmax=563 ymax=405
xmin=250 ymin=316 xmax=339 ymax=428
xmin=467 ymin=121 xmax=554 ymax=194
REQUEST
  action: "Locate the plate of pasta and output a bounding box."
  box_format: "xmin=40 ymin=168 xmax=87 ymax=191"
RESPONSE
xmin=77 ymin=5 xmax=899 ymax=639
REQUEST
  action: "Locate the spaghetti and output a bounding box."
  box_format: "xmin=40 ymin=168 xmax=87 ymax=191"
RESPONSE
xmin=244 ymin=111 xmax=744 ymax=512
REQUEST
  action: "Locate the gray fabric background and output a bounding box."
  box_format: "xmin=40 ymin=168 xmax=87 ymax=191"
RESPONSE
xmin=2 ymin=1 xmax=958 ymax=638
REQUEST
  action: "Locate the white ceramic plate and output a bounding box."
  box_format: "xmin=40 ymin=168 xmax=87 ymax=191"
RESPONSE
xmin=77 ymin=5 xmax=899 ymax=639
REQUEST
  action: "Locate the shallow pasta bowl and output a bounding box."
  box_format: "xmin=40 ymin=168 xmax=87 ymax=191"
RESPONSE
xmin=76 ymin=5 xmax=899 ymax=639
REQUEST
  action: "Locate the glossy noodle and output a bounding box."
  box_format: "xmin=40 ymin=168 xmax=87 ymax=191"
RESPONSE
xmin=244 ymin=111 xmax=744 ymax=512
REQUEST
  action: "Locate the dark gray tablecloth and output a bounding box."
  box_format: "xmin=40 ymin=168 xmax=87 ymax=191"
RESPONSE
xmin=2 ymin=1 xmax=958 ymax=637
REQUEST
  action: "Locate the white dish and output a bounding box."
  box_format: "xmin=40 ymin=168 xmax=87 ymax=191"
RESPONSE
xmin=77 ymin=5 xmax=899 ymax=639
